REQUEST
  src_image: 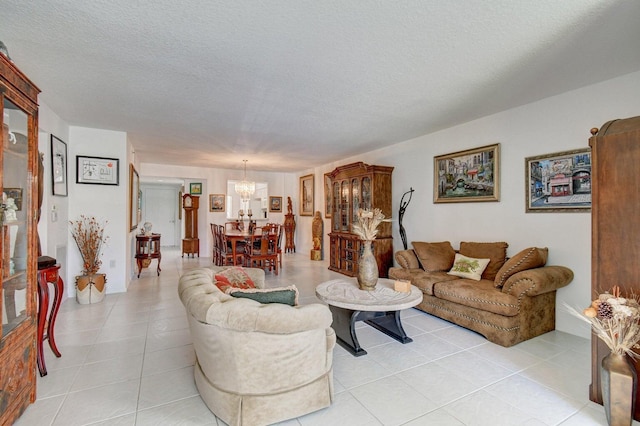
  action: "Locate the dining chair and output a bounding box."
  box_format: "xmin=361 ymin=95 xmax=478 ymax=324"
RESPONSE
xmin=244 ymin=227 xmax=278 ymax=274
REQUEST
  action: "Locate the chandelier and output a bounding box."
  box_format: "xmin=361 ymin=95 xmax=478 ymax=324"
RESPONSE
xmin=235 ymin=160 xmax=255 ymax=202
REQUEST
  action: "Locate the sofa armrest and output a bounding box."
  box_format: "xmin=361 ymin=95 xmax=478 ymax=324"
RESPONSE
xmin=501 ymin=265 xmax=574 ymax=297
xmin=395 ymin=249 xmax=420 ymax=269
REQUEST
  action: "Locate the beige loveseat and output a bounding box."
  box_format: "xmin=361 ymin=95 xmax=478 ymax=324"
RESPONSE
xmin=388 ymin=242 xmax=574 ymax=347
xmin=178 ymin=266 xmax=335 ymax=426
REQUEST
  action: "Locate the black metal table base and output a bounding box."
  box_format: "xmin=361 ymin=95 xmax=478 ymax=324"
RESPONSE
xmin=328 ymin=305 xmax=413 ymax=357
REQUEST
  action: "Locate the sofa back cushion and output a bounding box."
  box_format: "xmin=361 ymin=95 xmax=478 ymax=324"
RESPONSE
xmin=459 ymin=241 xmax=508 ymax=281
xmin=494 ymin=247 xmax=549 ymax=288
xmin=412 ymin=241 xmax=456 ymax=272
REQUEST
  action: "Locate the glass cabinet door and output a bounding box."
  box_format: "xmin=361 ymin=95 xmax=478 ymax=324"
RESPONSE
xmin=351 ymin=178 xmax=360 ymax=225
xmin=340 ymin=181 xmax=349 ymax=232
xmin=332 ymin=182 xmax=340 ymax=231
xmin=2 ymin=99 xmax=30 ymax=337
xmin=361 ymin=176 xmax=372 ymax=210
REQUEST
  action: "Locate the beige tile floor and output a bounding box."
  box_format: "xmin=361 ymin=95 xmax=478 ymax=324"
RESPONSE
xmin=13 ymin=248 xmax=634 ymax=425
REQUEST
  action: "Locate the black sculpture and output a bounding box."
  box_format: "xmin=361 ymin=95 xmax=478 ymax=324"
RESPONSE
xmin=398 ymin=187 xmax=414 ymax=250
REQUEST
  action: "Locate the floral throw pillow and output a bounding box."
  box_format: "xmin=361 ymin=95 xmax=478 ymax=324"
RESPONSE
xmin=214 ymin=267 xmax=256 ymax=292
xmin=447 ymin=253 xmax=491 ymax=281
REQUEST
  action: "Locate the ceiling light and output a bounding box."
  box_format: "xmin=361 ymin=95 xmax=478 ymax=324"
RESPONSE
xmin=235 ymin=160 xmax=255 ymax=202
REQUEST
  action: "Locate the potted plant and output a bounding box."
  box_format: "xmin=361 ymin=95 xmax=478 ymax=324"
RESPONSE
xmin=70 ymin=215 xmax=109 ymax=304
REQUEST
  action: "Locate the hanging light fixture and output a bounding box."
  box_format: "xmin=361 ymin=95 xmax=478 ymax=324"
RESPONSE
xmin=235 ymin=160 xmax=255 ymax=202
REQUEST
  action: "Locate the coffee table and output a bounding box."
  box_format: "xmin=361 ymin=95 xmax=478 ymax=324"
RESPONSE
xmin=315 ymin=278 xmax=423 ymax=356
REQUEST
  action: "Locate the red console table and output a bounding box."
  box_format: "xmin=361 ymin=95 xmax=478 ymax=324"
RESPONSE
xmin=36 ymin=264 xmax=63 ymax=376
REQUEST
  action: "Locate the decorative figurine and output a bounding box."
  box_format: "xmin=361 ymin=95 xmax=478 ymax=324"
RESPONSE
xmin=311 ymin=211 xmax=323 ymax=260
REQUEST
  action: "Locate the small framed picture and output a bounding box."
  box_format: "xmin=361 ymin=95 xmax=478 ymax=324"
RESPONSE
xmin=269 ymin=196 xmax=283 ymax=213
xmin=51 ymin=135 xmax=68 ymax=196
xmin=300 ymin=174 xmax=314 ymax=216
xmin=76 ymin=155 xmax=119 ymax=185
xmin=190 ymin=182 xmax=202 ymax=195
xmin=525 ymin=148 xmax=591 ymax=213
xmin=209 ymin=194 xmax=225 ymax=212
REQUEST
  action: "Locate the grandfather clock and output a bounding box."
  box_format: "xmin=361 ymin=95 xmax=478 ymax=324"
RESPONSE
xmin=182 ymin=194 xmax=199 ymax=258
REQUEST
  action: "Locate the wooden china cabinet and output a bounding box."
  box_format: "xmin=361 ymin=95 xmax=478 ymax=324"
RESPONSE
xmin=182 ymin=194 xmax=199 ymax=257
xmin=0 ymin=54 xmax=40 ymax=424
xmin=328 ymin=162 xmax=393 ymax=278
xmin=588 ymin=115 xmax=640 ymax=420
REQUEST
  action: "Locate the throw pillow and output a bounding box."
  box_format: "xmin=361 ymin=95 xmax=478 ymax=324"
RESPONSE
xmin=494 ymin=247 xmax=549 ymax=288
xmin=412 ymin=241 xmax=456 ymax=272
xmin=447 ymin=253 xmax=491 ymax=281
xmin=395 ymin=250 xmax=420 ymax=269
xmin=214 ymin=267 xmax=256 ymax=292
xmin=459 ymin=241 xmax=508 ymax=281
xmin=227 ymin=285 xmax=299 ymax=306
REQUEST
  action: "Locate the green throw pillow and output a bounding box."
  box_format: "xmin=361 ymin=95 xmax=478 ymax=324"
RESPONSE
xmin=228 ymin=286 xmax=298 ymax=306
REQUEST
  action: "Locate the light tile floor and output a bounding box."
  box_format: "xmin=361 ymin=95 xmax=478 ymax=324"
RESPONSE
xmin=14 ymin=248 xmax=635 ymax=425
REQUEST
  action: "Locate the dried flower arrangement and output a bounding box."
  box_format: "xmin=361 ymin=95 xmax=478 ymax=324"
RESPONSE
xmin=69 ymin=215 xmax=109 ymax=275
xmin=566 ymin=285 xmax=640 ymax=358
xmin=351 ymin=208 xmax=386 ymax=241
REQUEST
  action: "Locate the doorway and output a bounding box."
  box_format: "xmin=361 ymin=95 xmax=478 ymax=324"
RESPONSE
xmin=140 ymin=184 xmax=181 ymax=246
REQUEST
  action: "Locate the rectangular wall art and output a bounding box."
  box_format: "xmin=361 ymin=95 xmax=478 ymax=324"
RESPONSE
xmin=525 ymin=148 xmax=591 ymax=213
xmin=434 ymin=143 xmax=500 ymax=203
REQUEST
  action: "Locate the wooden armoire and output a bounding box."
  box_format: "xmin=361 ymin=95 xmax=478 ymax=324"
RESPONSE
xmin=0 ymin=54 xmax=40 ymax=424
xmin=328 ymin=162 xmax=393 ymax=278
xmin=589 ymin=115 xmax=640 ymax=420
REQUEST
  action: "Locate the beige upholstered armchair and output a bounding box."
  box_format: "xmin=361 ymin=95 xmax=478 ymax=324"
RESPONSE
xmin=178 ymin=266 xmax=335 ymax=426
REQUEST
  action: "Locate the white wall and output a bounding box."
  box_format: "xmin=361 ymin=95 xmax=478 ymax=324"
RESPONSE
xmin=37 ymin=101 xmax=71 ymax=296
xmin=299 ymin=70 xmax=640 ymax=339
xmin=68 ymin=127 xmax=128 ymax=295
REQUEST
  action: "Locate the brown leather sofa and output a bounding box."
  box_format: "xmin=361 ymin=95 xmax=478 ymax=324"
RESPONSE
xmin=388 ymin=241 xmax=574 ymax=347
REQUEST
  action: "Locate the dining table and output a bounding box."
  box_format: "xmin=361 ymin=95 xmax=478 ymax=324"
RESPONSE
xmin=225 ymin=229 xmax=250 ymax=266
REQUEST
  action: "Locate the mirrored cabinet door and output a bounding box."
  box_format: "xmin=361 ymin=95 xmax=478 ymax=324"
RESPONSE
xmin=2 ymin=99 xmax=30 ymax=336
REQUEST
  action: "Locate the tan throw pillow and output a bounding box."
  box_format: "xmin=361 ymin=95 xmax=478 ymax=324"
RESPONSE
xmin=494 ymin=247 xmax=549 ymax=288
xmin=412 ymin=241 xmax=455 ymax=272
xmin=395 ymin=250 xmax=420 ymax=269
xmin=459 ymin=241 xmax=508 ymax=281
xmin=447 ymin=253 xmax=491 ymax=281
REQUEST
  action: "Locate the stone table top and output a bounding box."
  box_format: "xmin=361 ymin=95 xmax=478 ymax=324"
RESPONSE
xmin=315 ymin=278 xmax=423 ymax=311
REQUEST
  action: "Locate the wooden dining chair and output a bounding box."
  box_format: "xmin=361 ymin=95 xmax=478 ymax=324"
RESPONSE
xmin=220 ymin=225 xmax=245 ymax=266
xmin=244 ymin=227 xmax=278 ymax=274
xmin=211 ymin=223 xmax=220 ymax=265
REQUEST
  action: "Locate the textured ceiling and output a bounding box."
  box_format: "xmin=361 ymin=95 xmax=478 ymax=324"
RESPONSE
xmin=1 ymin=1 xmax=639 ymax=172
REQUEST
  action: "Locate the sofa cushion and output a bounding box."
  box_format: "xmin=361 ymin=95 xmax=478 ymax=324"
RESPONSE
xmin=412 ymin=241 xmax=456 ymax=272
xmin=227 ymin=285 xmax=299 ymax=306
xmin=398 ymin=270 xmax=458 ymax=296
xmin=395 ymin=250 xmax=420 ymax=269
xmin=215 ymin=267 xmax=256 ymax=292
xmin=447 ymin=253 xmax=491 ymax=281
xmin=494 ymin=247 xmax=549 ymax=288
xmin=459 ymin=241 xmax=508 ymax=281
xmin=433 ymin=279 xmax=520 ymax=316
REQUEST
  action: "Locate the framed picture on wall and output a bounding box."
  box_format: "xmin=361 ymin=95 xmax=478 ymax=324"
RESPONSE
xmin=190 ymin=182 xmax=202 ymax=195
xmin=76 ymin=155 xmax=120 ymax=185
xmin=269 ymin=196 xmax=282 ymax=213
xmin=50 ymin=135 xmax=68 ymax=196
xmin=209 ymin=194 xmax=225 ymax=212
xmin=129 ymin=164 xmax=140 ymax=230
xmin=300 ymin=174 xmax=314 ymax=216
xmin=434 ymin=143 xmax=500 ymax=203
xmin=525 ymin=148 xmax=591 ymax=213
